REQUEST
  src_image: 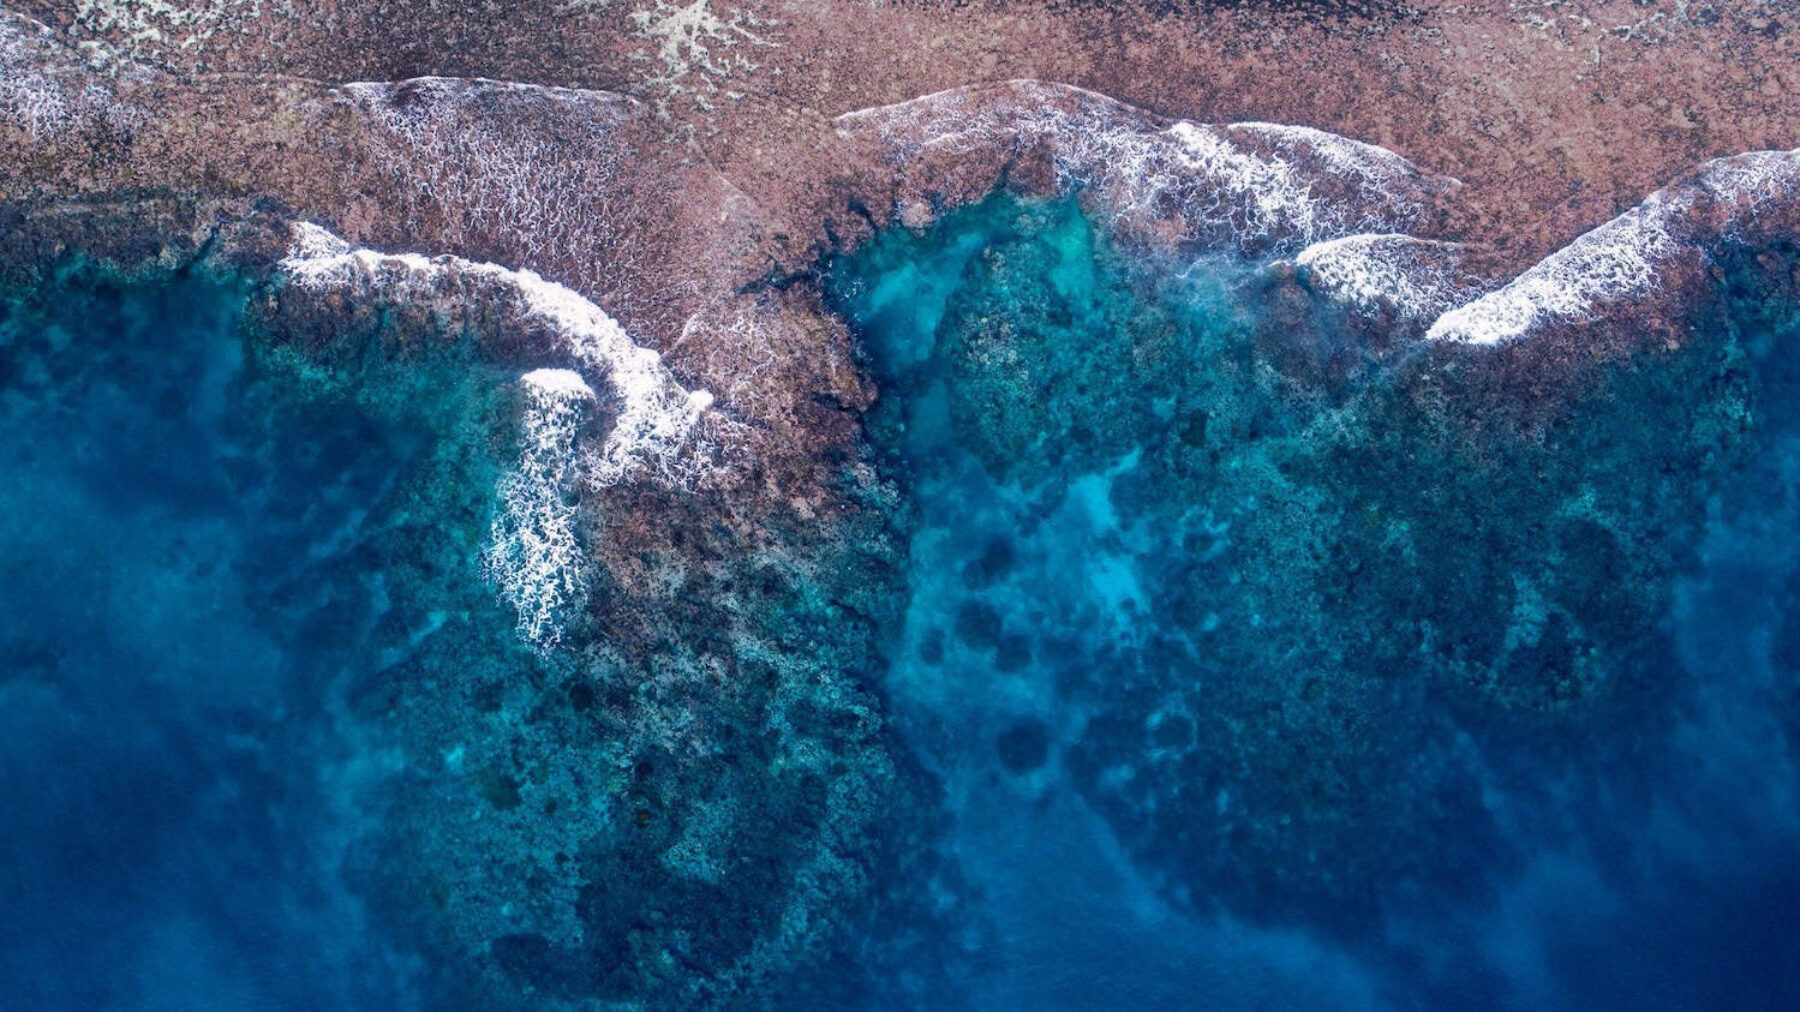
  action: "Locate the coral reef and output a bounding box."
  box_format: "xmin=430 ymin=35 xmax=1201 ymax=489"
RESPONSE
xmin=829 ymin=178 xmax=1776 ymax=950
xmin=256 ymin=220 xmax=936 ymax=1006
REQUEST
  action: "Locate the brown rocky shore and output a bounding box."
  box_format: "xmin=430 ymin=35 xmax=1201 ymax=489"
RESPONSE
xmin=6 ymin=1 xmax=1798 ymax=320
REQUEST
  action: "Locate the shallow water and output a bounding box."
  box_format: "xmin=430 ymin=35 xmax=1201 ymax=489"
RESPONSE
xmin=831 ymin=194 xmax=1800 ymax=1007
xmin=5 ymin=200 xmax=1800 ymax=1009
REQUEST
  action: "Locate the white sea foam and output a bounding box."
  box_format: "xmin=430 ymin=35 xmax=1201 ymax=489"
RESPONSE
xmin=837 ymin=80 xmax=1443 ymax=252
xmin=484 ymin=369 xmax=597 ymax=648
xmin=1694 ymin=149 xmax=1800 ymax=220
xmin=1295 ymin=233 xmax=1473 ymax=321
xmin=1232 ymin=123 xmax=1423 ymax=194
xmin=282 ymin=222 xmax=718 ymax=646
xmin=519 ymin=365 xmax=598 ymax=398
xmin=1426 ymin=149 xmax=1800 ymax=345
xmin=1090 ymin=120 xmax=1335 ymax=246
xmin=281 ymin=221 xmax=714 ymax=487
xmin=1425 ymin=199 xmax=1679 ymax=345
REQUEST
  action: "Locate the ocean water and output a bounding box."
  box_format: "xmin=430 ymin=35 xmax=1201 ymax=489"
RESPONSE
xmin=5 ymin=200 xmax=1800 ymax=1009
xmin=0 ymin=264 xmax=526 ymax=1008
xmin=830 ymin=195 xmax=1800 ymax=1008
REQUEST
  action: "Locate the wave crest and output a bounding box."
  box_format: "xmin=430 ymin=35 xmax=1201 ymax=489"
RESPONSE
xmin=484 ymin=369 xmax=597 ymax=648
xmin=1293 ymin=233 xmax=1480 ymax=323
xmin=281 ymin=222 xmax=722 ymax=645
xmin=1427 ymin=149 xmax=1800 ymax=345
xmin=280 ymin=220 xmax=716 ymax=488
xmin=836 ymin=80 xmax=1455 ymax=254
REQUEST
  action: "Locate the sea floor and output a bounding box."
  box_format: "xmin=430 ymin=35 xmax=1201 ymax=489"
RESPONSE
xmin=4 ymin=196 xmax=1800 ymax=1007
xmin=0 ymin=266 xmax=508 ymax=1008
xmin=830 ymin=194 xmax=1800 ymax=1008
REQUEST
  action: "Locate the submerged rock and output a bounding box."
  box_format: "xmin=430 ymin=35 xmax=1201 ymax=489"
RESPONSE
xmin=829 ymin=176 xmax=1795 ymax=987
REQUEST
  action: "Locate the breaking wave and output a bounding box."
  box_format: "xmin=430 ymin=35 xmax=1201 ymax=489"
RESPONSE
xmin=836 ymin=79 xmax=1456 ymax=255
xmin=1424 ymin=149 xmax=1800 ymax=345
xmin=279 ymin=222 xmax=719 ymax=648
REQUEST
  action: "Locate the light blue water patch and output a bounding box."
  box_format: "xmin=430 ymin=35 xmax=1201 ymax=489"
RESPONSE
xmin=0 ymin=267 xmax=515 ymax=1008
xmin=852 ymin=223 xmax=991 ymax=374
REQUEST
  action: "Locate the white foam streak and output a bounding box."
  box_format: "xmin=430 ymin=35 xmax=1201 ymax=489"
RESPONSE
xmin=484 ymin=370 xmax=595 ymax=648
xmin=838 ymin=80 xmax=1441 ymax=252
xmin=1425 ymin=201 xmax=1677 ymax=345
xmin=282 ymin=222 xmax=718 ymax=647
xmin=1695 ymin=149 xmax=1798 ymax=218
xmin=1427 ymin=149 xmax=1800 ymax=345
xmin=280 ymin=221 xmax=713 ymax=487
xmin=1093 ymin=120 xmax=1334 ymax=246
xmin=1295 ymin=234 xmax=1470 ymax=321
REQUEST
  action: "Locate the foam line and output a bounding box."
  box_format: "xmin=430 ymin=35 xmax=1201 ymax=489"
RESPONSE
xmin=1427 ymin=149 xmax=1800 ymax=345
xmin=837 ymin=79 xmax=1450 ymax=253
xmin=281 ymin=221 xmax=714 ymax=487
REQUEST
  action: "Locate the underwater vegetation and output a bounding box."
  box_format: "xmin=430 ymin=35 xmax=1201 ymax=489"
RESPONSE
xmin=4 ymin=190 xmax=1800 ymax=1008
xmin=830 ymin=191 xmax=1800 ymax=1005
xmin=0 ymin=263 xmax=483 ymax=1007
xmin=0 ymin=252 xmax=935 ymax=1008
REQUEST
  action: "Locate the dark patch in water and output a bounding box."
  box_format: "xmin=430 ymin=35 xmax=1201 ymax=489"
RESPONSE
xmin=996 ymin=719 xmax=1051 ymax=773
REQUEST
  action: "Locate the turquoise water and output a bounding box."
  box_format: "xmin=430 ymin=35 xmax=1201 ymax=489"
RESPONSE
xmin=831 ymin=195 xmax=1800 ymax=1007
xmin=5 ymin=204 xmax=1800 ymax=1008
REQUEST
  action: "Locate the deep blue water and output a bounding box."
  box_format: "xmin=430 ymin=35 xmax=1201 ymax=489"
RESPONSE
xmin=5 ymin=201 xmax=1800 ymax=1009
xmin=0 ymin=267 xmax=505 ymax=1008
